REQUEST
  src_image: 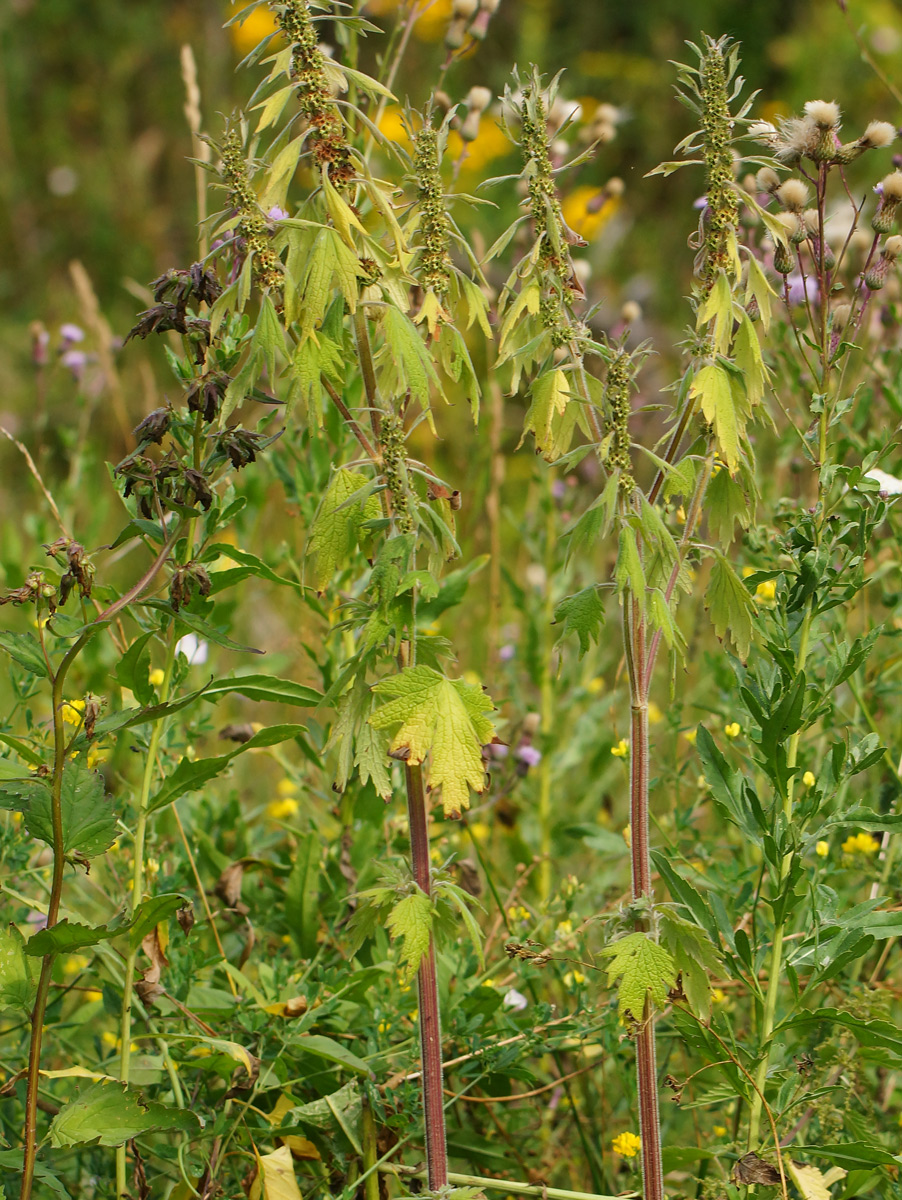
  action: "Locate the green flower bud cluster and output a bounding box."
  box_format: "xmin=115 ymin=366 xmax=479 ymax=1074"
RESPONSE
xmin=413 ymin=123 xmax=451 ymax=300
xmin=605 ymin=352 xmax=635 ymax=495
xmin=276 ymin=0 xmax=354 ymax=190
xmin=698 ymin=38 xmax=739 ymax=286
xmin=380 ymin=413 xmax=414 ymax=534
xmin=220 ymin=128 xmax=283 ymax=292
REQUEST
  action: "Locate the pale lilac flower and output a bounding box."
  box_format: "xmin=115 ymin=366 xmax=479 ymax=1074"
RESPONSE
xmin=785 ymin=272 xmax=818 ymax=307
xmin=60 ymin=323 xmax=85 ymax=344
xmin=487 ymin=742 xmax=509 ymax=760
xmin=61 ymin=349 xmax=87 ymax=379
xmin=693 ymin=195 xmax=708 ymax=209
xmin=499 ymin=644 xmax=516 ymax=661
xmin=267 ymin=206 xmax=289 ymax=221
xmin=516 ymin=744 xmax=542 ymax=768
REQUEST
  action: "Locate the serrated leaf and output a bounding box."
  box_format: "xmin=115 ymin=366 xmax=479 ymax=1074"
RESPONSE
xmin=698 ymin=271 xmax=733 ymax=355
xmin=285 ymin=833 xmax=321 ymax=958
xmin=0 ymin=631 xmax=50 ymax=678
xmin=786 ymin=1161 xmax=844 ymax=1200
xmin=600 ymin=932 xmax=676 ymax=1025
xmin=615 ymin=524 xmax=646 ymax=611
xmin=705 ymin=465 xmax=752 ymax=548
xmin=705 ymin=551 xmax=756 ymax=660
xmin=24 ymin=760 xmax=116 ymax=858
xmin=307 ymin=468 xmax=380 ymax=591
xmin=519 ymin=369 xmax=571 ymax=460
xmin=554 ymin=586 xmax=605 ymax=657
xmin=385 ymin=889 xmax=434 ymax=982
xmin=322 ymin=167 xmax=366 ymax=247
xmin=745 ymin=254 xmax=776 ymax=333
xmin=0 ymin=924 xmax=34 ymax=1014
xmin=369 ymin=666 xmax=495 ymax=817
xmin=49 ymin=1080 xmax=200 ymax=1148
xmin=658 ymin=908 xmax=722 ymax=1021
xmin=381 ymin=306 xmax=442 ymax=416
xmin=690 ymin=363 xmax=741 ymax=472
xmin=733 ymin=311 xmax=768 ymax=405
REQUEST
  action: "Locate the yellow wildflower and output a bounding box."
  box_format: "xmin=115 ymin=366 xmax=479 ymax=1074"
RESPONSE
xmin=101 ymin=1031 xmax=119 ymax=1049
xmin=611 ymin=738 xmax=629 ymax=758
xmin=684 ymin=728 xmax=698 ymax=746
xmin=229 ymin=4 xmax=281 ymax=56
xmin=561 ymin=184 xmax=622 ymax=240
xmin=802 ymin=771 xmax=816 ymax=787
xmin=756 ymin=578 xmax=777 ymax=603
xmin=469 ymin=821 xmax=491 ymax=842
xmin=816 ymin=841 xmax=829 ymax=857
xmin=61 ymin=699 xmax=85 ymax=726
xmin=84 ymin=989 xmax=102 ymax=1004
xmin=711 ymin=988 xmax=727 ymax=1005
xmin=276 ymin=778 xmax=298 ymax=797
xmin=612 ymin=1132 xmax=641 ymax=1158
xmin=647 ymin=702 xmax=663 ymax=725
xmin=508 ymin=906 xmax=531 ymax=923
xmin=696 ymin=774 xmax=707 ymax=788
xmin=842 ymin=831 xmax=881 ymax=855
xmin=586 ymin=676 xmax=603 ymax=695
xmin=713 ymin=1125 xmax=727 ymax=1138
xmin=555 ymin=920 xmax=573 ymax=938
xmin=563 ymin=970 xmax=585 ymax=988
xmin=676 ymin=505 xmax=687 ymax=524
xmin=267 ymin=797 xmax=299 ymax=820
xmin=741 ymin=565 xmax=756 ymax=578
xmin=148 ymin=668 xmax=165 ymax=688
xmin=146 ymin=858 xmax=160 ymax=877
xmin=724 ymin=722 xmax=741 ymax=738
xmin=622 ymin=825 xmax=632 ymax=848
xmin=482 ymin=978 xmax=497 ymax=990
xmin=62 ymin=954 xmax=90 ymax=976
xmin=86 ymin=744 xmax=109 ymax=770
xmin=377 ymin=1020 xmax=388 ymax=1033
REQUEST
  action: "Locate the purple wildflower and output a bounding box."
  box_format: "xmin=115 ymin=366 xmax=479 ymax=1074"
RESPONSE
xmin=515 ymin=744 xmax=542 ymax=768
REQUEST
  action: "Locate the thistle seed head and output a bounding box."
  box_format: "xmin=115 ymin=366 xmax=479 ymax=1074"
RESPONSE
xmin=775 ymin=179 xmax=809 ymax=211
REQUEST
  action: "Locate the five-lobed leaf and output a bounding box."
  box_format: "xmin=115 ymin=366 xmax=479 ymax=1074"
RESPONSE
xmin=307 ymin=468 xmax=381 ymax=592
xmin=554 ymin=586 xmax=605 ymax=657
xmin=600 ymin=931 xmax=677 ymax=1025
xmin=369 ymin=665 xmax=495 ymax=816
xmin=705 ymin=551 xmax=756 ymax=660
xmin=385 ymin=889 xmax=434 ymax=982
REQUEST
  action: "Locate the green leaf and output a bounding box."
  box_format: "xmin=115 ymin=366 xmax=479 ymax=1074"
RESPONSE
xmin=690 ymin=363 xmax=742 ymax=472
xmin=369 ymin=665 xmax=496 ymax=817
xmin=292 ymin=1033 xmax=371 ymax=1076
xmin=435 ymin=880 xmax=485 ymax=968
xmin=385 ymin=888 xmax=434 ymax=982
xmin=114 ymin=631 xmax=155 ymax=706
xmin=49 ymin=1080 xmax=200 ymax=1148
xmin=24 ymin=760 xmax=116 ymax=858
xmin=0 ymin=631 xmax=50 ymax=679
xmin=745 ymin=253 xmax=777 ymax=332
xmin=615 ymin=525 xmax=646 ymax=611
xmin=322 ymin=166 xmax=366 ymax=247
xmin=553 ymin=586 xmax=605 ymax=657
xmin=781 ymin=1008 xmax=902 ymax=1059
xmin=285 ymin=833 xmax=321 ymax=957
xmin=792 ymin=1144 xmax=902 ymax=1171
xmin=146 ymin=725 xmax=305 ymax=814
xmin=381 ymin=306 xmax=443 ymax=416
xmin=0 ymin=924 xmax=34 ymax=1013
xmin=705 ymin=551 xmax=756 ymax=660
xmin=26 ymin=919 xmax=120 ymax=956
xmin=519 ymin=369 xmax=571 ymax=460
xmin=128 ymin=893 xmax=188 ymax=950
xmin=203 ymin=673 xmax=321 ymax=707
xmin=733 ymin=311 xmax=768 ymax=405
xmin=251 ymin=293 xmax=286 ymax=382
xmin=698 ymin=271 xmax=734 ymax=355
xmin=706 ymin=465 xmax=752 ymax=548
xmin=600 ymin=932 xmax=676 ymax=1025
xmin=658 ymin=908 xmax=722 ymax=1021
xmin=307 ymin=467 xmax=380 ymax=591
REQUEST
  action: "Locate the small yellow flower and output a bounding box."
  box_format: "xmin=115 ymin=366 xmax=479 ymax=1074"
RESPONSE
xmin=586 ymin=676 xmax=603 ymax=695
xmin=267 ymin=797 xmax=299 ymax=820
xmin=430 ymin=847 xmax=442 ymax=864
xmin=622 ymin=825 xmax=632 ymax=848
xmin=756 ymin=578 xmax=777 ymax=603
xmin=101 ymin=1031 xmax=119 ymax=1049
xmin=555 ymin=920 xmax=573 ymax=938
xmin=563 ymin=970 xmax=585 ymax=988
xmin=842 ymin=831 xmax=881 ymax=855
xmin=462 ymin=670 xmax=481 ymax=687
xmin=377 ymin=1020 xmax=388 ymax=1033
xmin=469 ymin=821 xmax=491 ymax=842
xmin=611 ymin=738 xmax=629 ymax=758
xmin=61 ymin=699 xmax=85 ymax=726
xmin=508 ymin=906 xmax=531 ymax=923
xmin=676 ymin=505 xmax=686 ymax=524
xmin=711 ymin=987 xmax=727 ymax=1005
xmin=816 ymin=841 xmax=829 ymax=857
xmin=62 ymin=954 xmax=90 ymax=976
xmin=724 ymin=722 xmax=741 ymax=739
xmin=696 ymin=774 xmax=707 ymax=788
xmin=148 ymin=669 xmax=165 ymax=688
xmin=84 ymin=989 xmax=103 ymax=1004
xmin=399 ymin=983 xmax=411 ymax=994
xmin=145 ymin=858 xmax=160 ymax=877
xmin=647 ymin=702 xmax=663 ymax=725
xmin=612 ymin=1132 xmax=641 ymax=1158
xmin=276 ymin=778 xmax=298 ymax=797
xmin=684 ymin=728 xmax=698 ymax=745
xmin=741 ymin=565 xmax=756 ymax=578
xmin=802 ymin=771 xmax=816 ymax=787
xmin=713 ymin=1125 xmax=727 ymax=1138
xmin=482 ymin=978 xmax=497 ymax=990
xmin=86 ymin=744 xmax=110 ymax=770
xmin=561 ymin=184 xmax=622 ymax=241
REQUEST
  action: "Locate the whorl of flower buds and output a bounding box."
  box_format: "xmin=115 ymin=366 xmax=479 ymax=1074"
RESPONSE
xmin=220 ymin=127 xmax=283 ymax=291
xmin=696 ymin=37 xmax=740 ymax=285
xmin=772 ymin=213 xmax=798 ymax=274
xmin=413 ymin=120 xmax=452 ymax=300
xmin=605 ymin=352 xmax=635 ymax=495
xmin=276 ymin=0 xmax=354 ymax=190
xmin=380 ymin=414 xmax=414 ymax=534
xmin=865 ymin=233 xmax=902 ymax=290
xmin=459 ymin=85 xmax=492 ymax=142
xmin=872 ymin=171 xmax=902 ymax=233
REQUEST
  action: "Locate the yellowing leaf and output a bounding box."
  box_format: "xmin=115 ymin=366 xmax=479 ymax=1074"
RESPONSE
xmin=705 ymin=551 xmax=757 ymax=661
xmin=600 ymin=932 xmax=676 ymax=1026
xmin=385 ymin=889 xmax=434 ymax=981
xmin=307 ymin=468 xmax=380 ymax=591
xmin=690 ymin=363 xmax=741 ymax=473
xmin=369 ymin=665 xmax=495 ymax=816
xmin=745 ymin=254 xmax=777 ymax=333
xmin=322 ymin=167 xmax=366 ymax=247
xmin=268 ymin=1094 xmax=321 ymax=1159
xmin=414 ymin=290 xmax=449 ymax=337
xmin=250 ymin=1145 xmax=302 ymax=1200
xmin=787 ymin=1161 xmax=846 ymax=1200
xmin=498 ymin=282 xmax=540 ymax=354
xmin=698 ymin=271 xmax=734 ymax=355
xmin=519 ymin=369 xmax=571 ymax=460
xmin=733 ymin=311 xmax=769 ymax=406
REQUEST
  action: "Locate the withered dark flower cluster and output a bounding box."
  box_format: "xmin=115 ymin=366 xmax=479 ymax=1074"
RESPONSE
xmin=117 ymin=451 xmax=215 ymax=518
xmin=45 ymin=537 xmax=94 ymax=606
xmin=186 ymin=371 xmax=230 ymax=423
xmin=169 ymin=561 xmax=212 ymax=611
